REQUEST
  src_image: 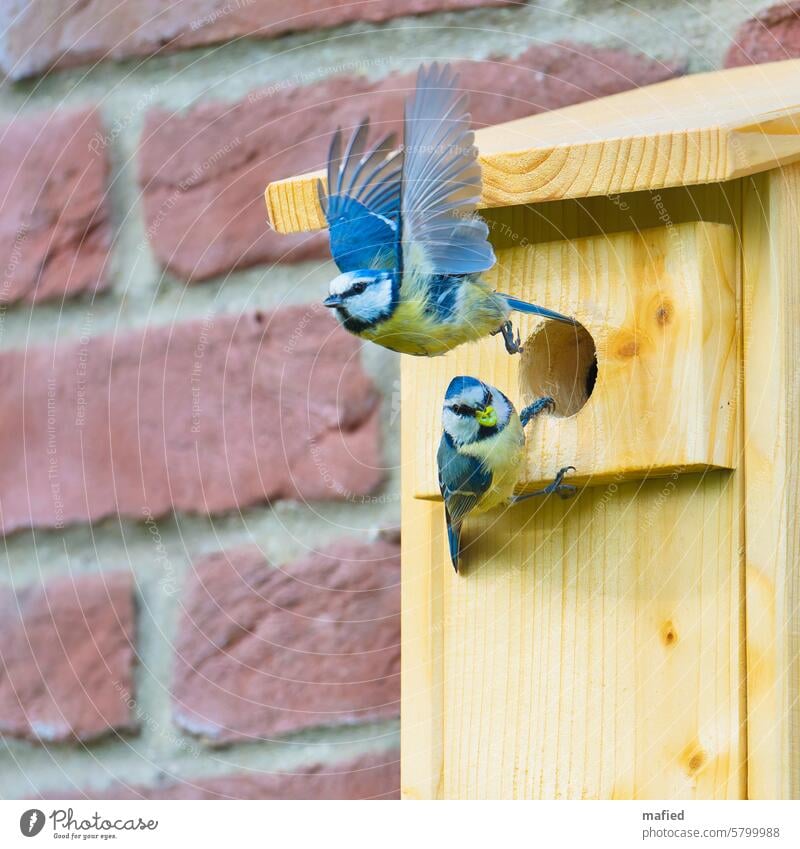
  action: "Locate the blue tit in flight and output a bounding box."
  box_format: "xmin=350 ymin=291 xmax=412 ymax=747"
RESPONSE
xmin=438 ymin=376 xmax=576 ymax=572
xmin=318 ymin=63 xmax=576 ymax=357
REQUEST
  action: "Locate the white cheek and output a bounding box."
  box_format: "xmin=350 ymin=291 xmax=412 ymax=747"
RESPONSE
xmin=349 ymin=280 xmax=391 ymax=317
xmin=329 ymin=273 xmax=354 ymax=296
xmin=443 ymin=410 xmax=479 ymax=445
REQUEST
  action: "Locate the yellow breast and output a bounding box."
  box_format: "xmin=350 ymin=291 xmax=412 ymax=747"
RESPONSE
xmin=359 ymin=299 xmax=458 ymax=356
xmin=356 ymin=276 xmax=509 ymax=356
xmin=460 ymin=415 xmax=526 ymax=513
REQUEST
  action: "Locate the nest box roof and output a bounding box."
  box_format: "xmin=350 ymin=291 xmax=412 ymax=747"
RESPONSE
xmin=265 ymin=58 xmax=800 ymax=234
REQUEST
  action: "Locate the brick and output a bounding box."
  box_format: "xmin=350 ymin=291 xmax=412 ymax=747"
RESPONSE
xmin=0 ymin=572 xmax=135 ymax=743
xmin=40 ymin=751 xmax=400 ymax=799
xmin=725 ymin=3 xmax=800 ymax=67
xmin=172 ymin=539 xmax=400 ymax=743
xmin=0 ymin=0 xmax=509 ymax=80
xmin=138 ymin=45 xmax=682 ymax=281
xmin=0 ymin=308 xmax=382 ymax=534
xmin=0 ymin=108 xmax=111 ymax=304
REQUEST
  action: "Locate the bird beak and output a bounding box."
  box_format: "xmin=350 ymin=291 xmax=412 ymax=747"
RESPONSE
xmin=323 ymin=294 xmax=342 ymax=308
xmin=475 ymin=406 xmax=497 ymax=427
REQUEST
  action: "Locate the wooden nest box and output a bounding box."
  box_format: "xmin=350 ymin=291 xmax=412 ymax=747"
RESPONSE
xmin=266 ymin=60 xmax=800 ymax=800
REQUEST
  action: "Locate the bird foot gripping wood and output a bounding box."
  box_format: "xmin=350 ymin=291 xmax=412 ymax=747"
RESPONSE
xmin=519 ymin=396 xmax=555 ymax=428
xmin=511 ymin=466 xmax=577 ymax=503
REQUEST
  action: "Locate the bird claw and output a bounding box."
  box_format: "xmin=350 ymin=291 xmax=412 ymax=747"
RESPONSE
xmin=511 ymin=466 xmax=577 ymax=503
xmin=499 ymin=321 xmax=523 ymax=355
xmin=519 ymin=396 xmax=556 ymax=427
xmin=542 ymin=465 xmax=578 ymax=499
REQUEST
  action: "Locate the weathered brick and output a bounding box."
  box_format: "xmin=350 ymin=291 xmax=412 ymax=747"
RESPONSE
xmin=40 ymin=751 xmax=400 ymax=799
xmin=725 ymin=2 xmax=800 ymax=67
xmin=0 ymin=0 xmax=509 ymax=80
xmin=0 ymin=308 xmax=382 ymax=534
xmin=0 ymin=572 xmax=136 ymax=743
xmin=0 ymin=108 xmax=111 ymax=304
xmin=138 ymin=46 xmax=682 ymax=281
xmin=172 ymin=539 xmax=400 ymax=743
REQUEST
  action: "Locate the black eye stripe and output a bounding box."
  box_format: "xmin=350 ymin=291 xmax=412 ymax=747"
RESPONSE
xmin=449 ymin=404 xmax=474 ymax=416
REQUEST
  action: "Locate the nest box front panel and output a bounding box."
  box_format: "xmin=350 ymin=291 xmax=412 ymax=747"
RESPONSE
xmin=428 ymin=472 xmax=745 ymax=799
xmin=410 ymin=220 xmax=738 ymax=497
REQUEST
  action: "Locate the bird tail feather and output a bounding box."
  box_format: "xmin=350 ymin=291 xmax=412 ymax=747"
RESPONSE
xmin=502 ymin=295 xmax=576 ymax=325
xmin=446 ymin=519 xmax=462 ymax=573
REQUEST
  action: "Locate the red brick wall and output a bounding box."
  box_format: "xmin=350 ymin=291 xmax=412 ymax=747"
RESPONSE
xmin=0 ymin=0 xmax=788 ymax=800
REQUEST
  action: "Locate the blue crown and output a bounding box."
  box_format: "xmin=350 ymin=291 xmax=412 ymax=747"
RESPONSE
xmin=444 ymin=375 xmax=485 ymax=400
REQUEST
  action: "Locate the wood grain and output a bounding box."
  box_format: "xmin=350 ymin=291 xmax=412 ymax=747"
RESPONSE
xmin=266 ymin=59 xmax=800 ymax=234
xmin=410 ymin=220 xmax=739 ymax=498
xmin=398 ymin=183 xmax=748 ymax=798
xmin=437 ymin=473 xmax=745 ymax=798
xmin=742 ymin=167 xmax=800 ymax=799
xmin=400 ymin=356 xmax=445 ymax=799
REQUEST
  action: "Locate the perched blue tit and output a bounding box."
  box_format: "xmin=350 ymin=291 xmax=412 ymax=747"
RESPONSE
xmin=318 ymin=63 xmax=576 ymax=357
xmin=438 ymin=376 xmax=576 ymax=572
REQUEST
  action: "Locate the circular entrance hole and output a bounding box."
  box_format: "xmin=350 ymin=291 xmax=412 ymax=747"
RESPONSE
xmin=519 ymin=321 xmax=597 ymax=418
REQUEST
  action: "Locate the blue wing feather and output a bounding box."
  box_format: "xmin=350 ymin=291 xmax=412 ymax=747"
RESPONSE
xmin=446 ymin=520 xmax=462 ymax=573
xmin=424 ymin=274 xmax=461 ymax=321
xmin=319 ymin=121 xmax=403 ymax=272
xmin=401 ymin=63 xmax=495 ymax=276
xmin=437 ymin=433 xmax=491 ymax=572
xmin=324 ymin=194 xmax=399 ymax=271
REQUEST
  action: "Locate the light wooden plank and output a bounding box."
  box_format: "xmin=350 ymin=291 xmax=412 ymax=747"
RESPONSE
xmin=400 ymin=354 xmax=445 ymax=799
xmin=433 ymin=471 xmax=745 ymax=799
xmin=266 ymin=60 xmax=800 ymax=234
xmin=742 ymin=166 xmax=800 ymax=799
xmin=399 ymin=185 xmax=747 ymax=798
xmin=410 ymin=221 xmax=738 ymax=498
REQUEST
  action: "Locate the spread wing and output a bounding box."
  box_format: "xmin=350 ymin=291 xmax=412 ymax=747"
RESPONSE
xmin=401 ymin=63 xmax=495 ymax=277
xmin=318 ymin=119 xmax=403 ymax=272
